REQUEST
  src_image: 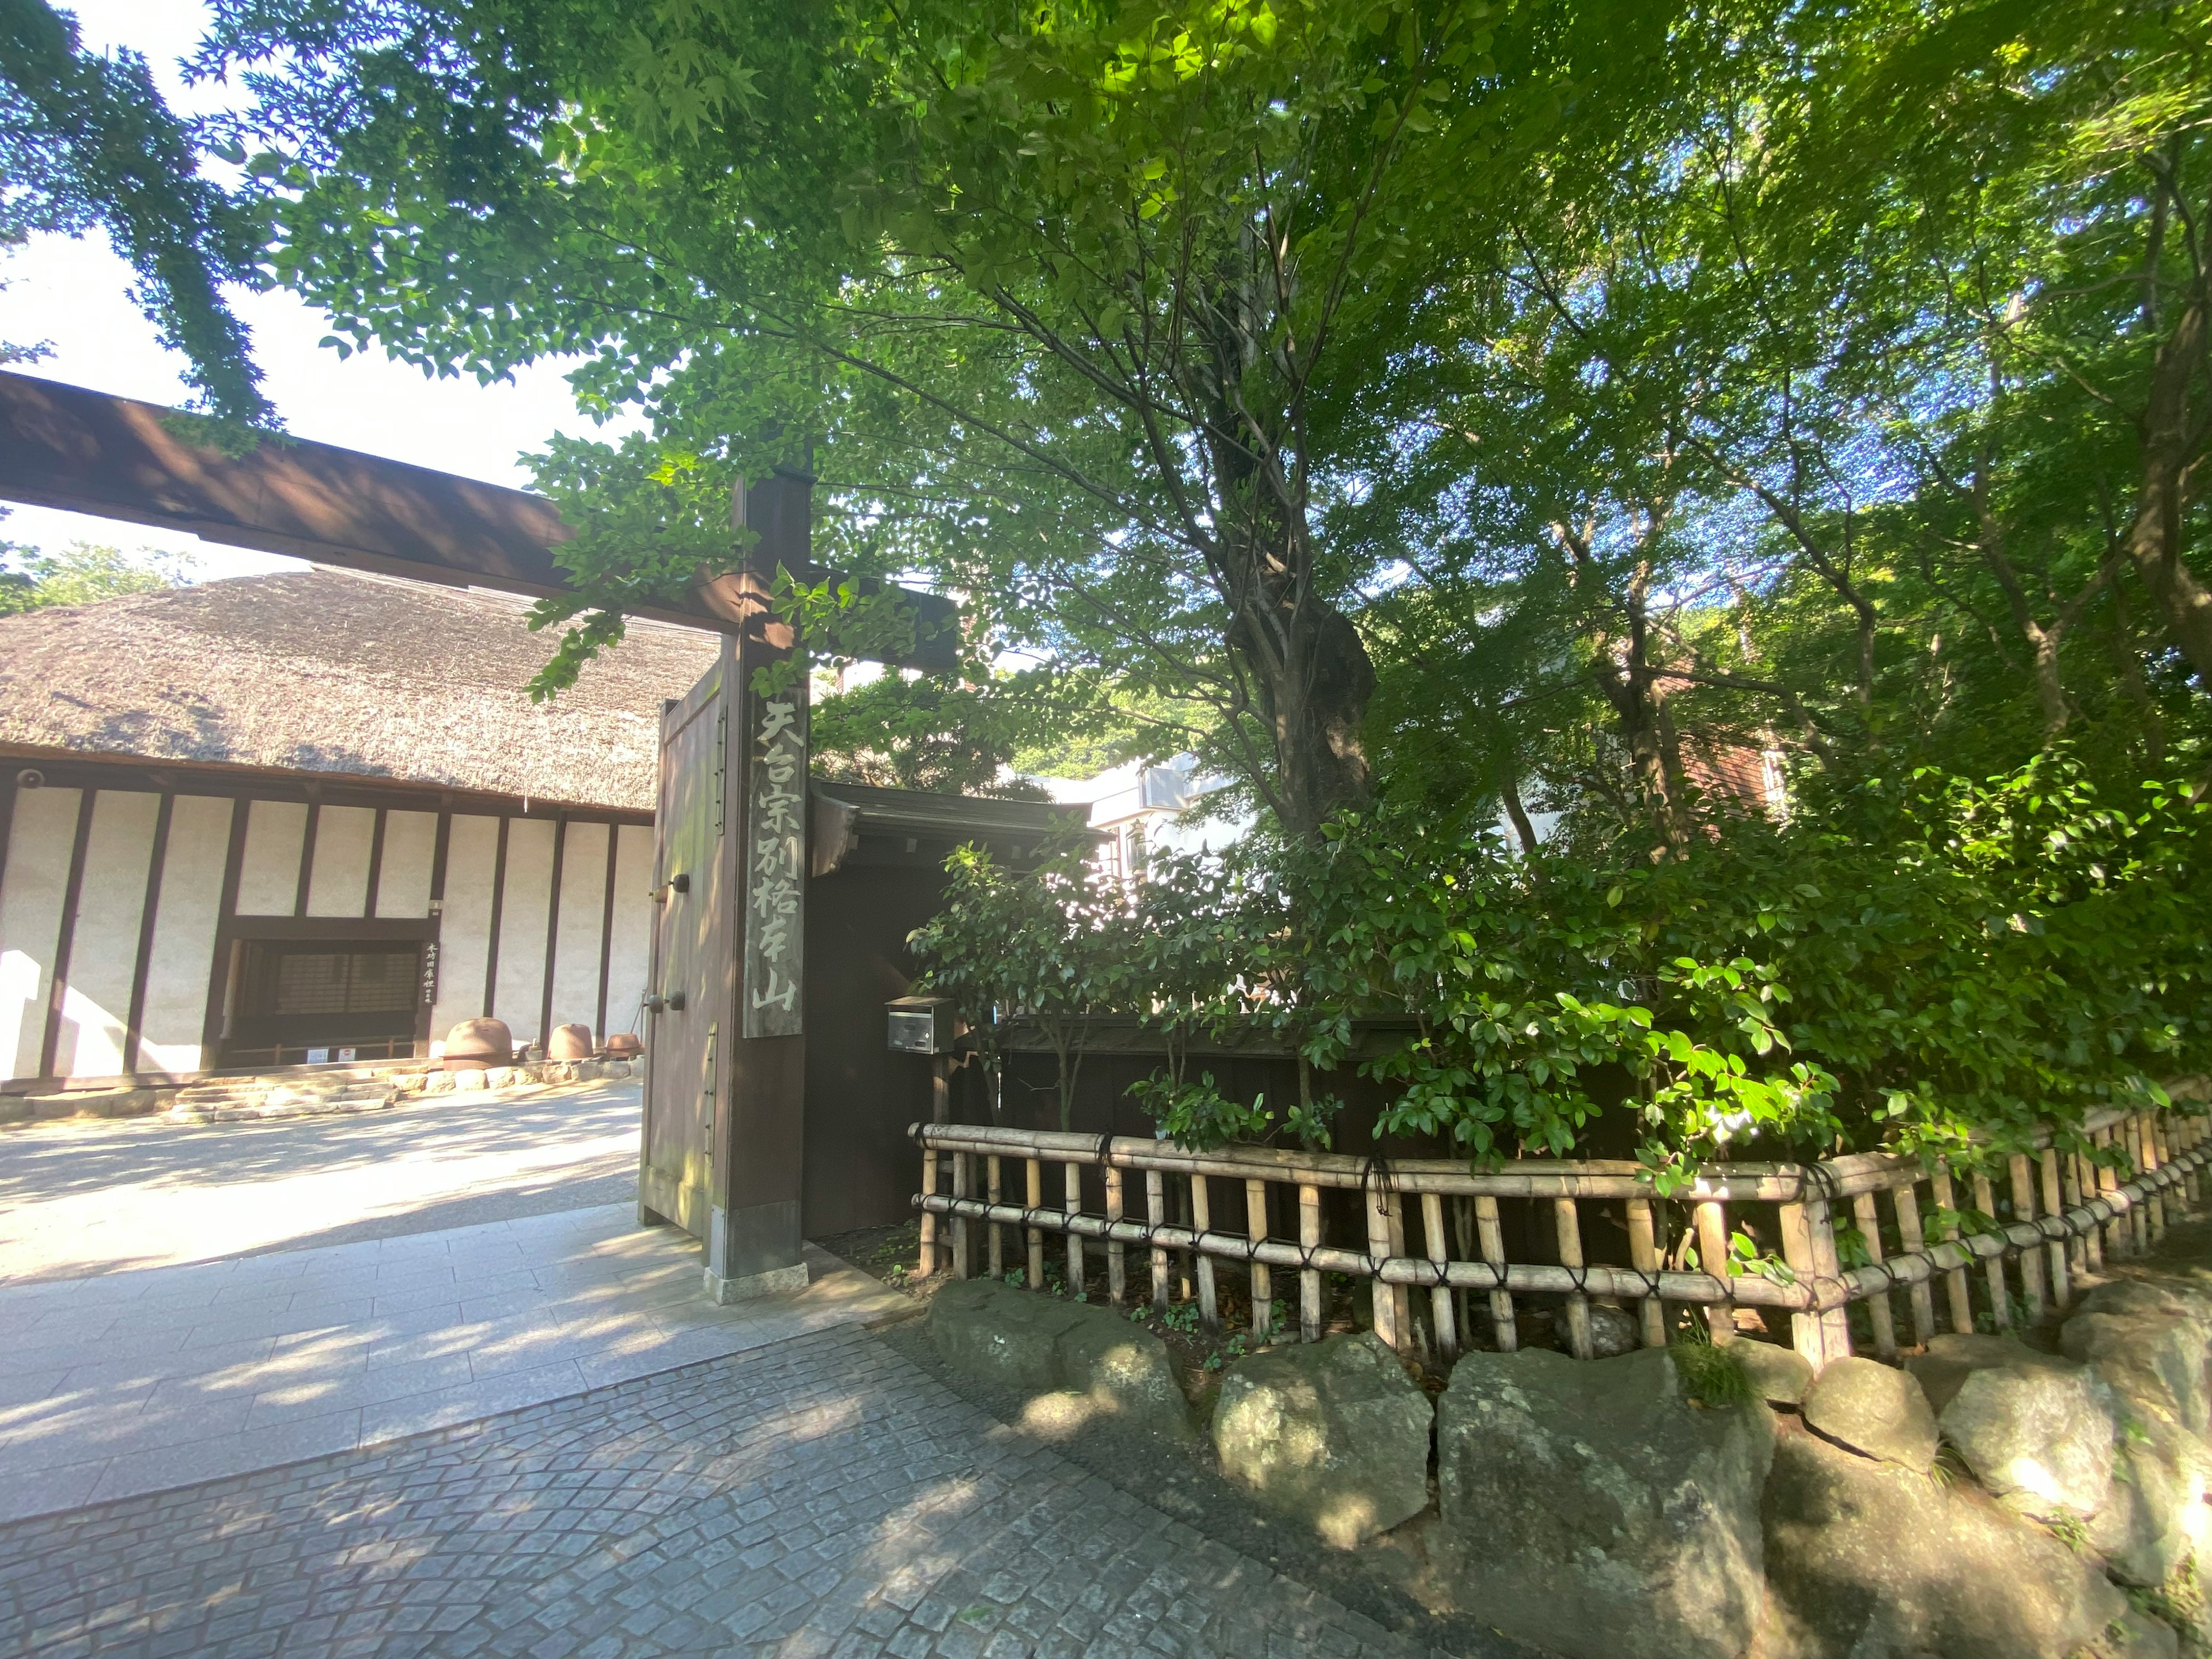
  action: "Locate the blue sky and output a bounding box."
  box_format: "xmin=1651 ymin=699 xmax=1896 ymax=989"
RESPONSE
xmin=1 ymin=1 xmax=623 ymax=581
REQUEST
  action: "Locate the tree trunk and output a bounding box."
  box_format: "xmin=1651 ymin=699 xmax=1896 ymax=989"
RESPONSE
xmin=2124 ymin=289 xmax=2212 ymax=685
xmin=1270 ymin=603 xmax=1376 ymax=837
xmin=1594 ymin=656 xmax=1690 ymax=848
xmin=1206 ymin=382 xmax=1377 ymax=837
xmin=1499 ymin=764 xmax=1542 ymax=858
xmin=2109 ymin=577 xmax=2164 ymax=763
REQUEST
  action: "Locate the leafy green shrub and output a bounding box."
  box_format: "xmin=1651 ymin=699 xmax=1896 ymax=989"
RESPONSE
xmin=912 ymin=748 xmax=2211 ymax=1165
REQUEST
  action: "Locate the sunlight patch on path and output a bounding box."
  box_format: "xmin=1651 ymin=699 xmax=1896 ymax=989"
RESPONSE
xmin=0 ymin=1081 xmax=640 ymax=1283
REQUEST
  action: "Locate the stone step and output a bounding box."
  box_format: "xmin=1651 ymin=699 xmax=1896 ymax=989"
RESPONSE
xmin=165 ymin=1078 xmax=402 ymax=1123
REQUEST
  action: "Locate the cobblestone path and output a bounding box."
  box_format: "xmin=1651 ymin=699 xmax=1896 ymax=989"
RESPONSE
xmin=0 ymin=1325 xmax=1436 ymax=1659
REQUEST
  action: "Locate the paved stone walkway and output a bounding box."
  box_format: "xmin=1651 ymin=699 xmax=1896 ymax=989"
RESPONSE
xmin=0 ymin=1325 xmax=1434 ymax=1659
xmin=0 ymin=1206 xmax=906 ymax=1523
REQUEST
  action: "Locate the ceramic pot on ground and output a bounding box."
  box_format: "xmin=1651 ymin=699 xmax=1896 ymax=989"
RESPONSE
xmin=442 ymin=1017 xmax=514 ymax=1072
xmin=603 ymin=1032 xmax=643 ymax=1059
xmin=547 ymin=1023 xmax=594 ymax=1062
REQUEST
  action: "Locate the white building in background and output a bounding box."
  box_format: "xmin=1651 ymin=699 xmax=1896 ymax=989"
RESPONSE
xmin=1031 ymin=753 xmax=1248 ymax=880
xmin=0 ymin=567 xmax=714 ymax=1088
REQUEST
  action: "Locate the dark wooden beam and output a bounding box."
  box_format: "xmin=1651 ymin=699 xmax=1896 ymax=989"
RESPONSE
xmin=0 ymin=369 xmax=960 ymax=672
xmin=0 ymin=744 xmax=653 ymax=825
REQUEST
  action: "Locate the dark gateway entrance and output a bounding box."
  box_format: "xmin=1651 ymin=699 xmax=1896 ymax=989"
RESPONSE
xmin=226 ymin=939 xmax=424 ymax=1067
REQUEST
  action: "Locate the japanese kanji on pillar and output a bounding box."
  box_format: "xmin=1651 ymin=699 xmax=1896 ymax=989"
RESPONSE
xmin=741 ymin=671 xmax=807 ymax=1037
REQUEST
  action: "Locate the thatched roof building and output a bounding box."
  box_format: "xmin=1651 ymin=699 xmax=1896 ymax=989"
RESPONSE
xmin=0 ymin=567 xmax=719 ymax=812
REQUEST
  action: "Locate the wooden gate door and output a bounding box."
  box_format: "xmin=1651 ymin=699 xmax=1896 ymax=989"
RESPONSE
xmin=637 ymin=641 xmax=736 ymax=1238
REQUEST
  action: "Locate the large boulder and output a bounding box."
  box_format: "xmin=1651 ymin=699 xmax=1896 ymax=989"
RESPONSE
xmin=1734 ymin=1342 xmax=1813 ymax=1407
xmin=1210 ymin=1331 xmax=1433 ymax=1549
xmin=1437 ymin=1344 xmax=1774 ymax=1659
xmin=1800 ymin=1357 xmax=1938 ymax=1472
xmin=1582 ymin=1303 xmax=1642 ymax=1358
xmin=1758 ymin=1422 xmax=2130 ymax=1659
xmin=2063 ymin=1305 xmax=2212 ymax=1437
xmin=1938 ymin=1357 xmax=2116 ymax=1520
xmin=1905 ymin=1332 xmax=2066 ymax=1415
xmin=2077 ymin=1277 xmax=2212 ymax=1338
xmin=2088 ymin=1410 xmax=2212 ymax=1588
xmin=928 ymin=1278 xmax=1195 ymax=1442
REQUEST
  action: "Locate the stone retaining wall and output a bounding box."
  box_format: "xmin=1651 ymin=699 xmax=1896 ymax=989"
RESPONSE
xmin=927 ymin=1245 xmax=2212 ymax=1658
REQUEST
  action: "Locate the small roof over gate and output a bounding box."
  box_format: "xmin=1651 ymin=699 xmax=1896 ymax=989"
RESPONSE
xmin=809 ymin=779 xmax=1092 ymax=876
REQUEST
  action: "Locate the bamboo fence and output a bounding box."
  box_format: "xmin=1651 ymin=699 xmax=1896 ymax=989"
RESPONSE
xmin=909 ymin=1103 xmax=2212 ymax=1371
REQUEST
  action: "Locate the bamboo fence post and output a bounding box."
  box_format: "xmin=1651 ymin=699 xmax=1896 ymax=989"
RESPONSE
xmin=1384 ymin=1190 xmax=1412 ymax=1357
xmin=1174 ymin=1177 xmax=1195 ymax=1302
xmin=2037 ymin=1149 xmax=2069 ymax=1309
xmin=2096 ymin=1128 xmax=2126 ymax=1260
xmin=1929 ymin=1166 xmax=1974 ymax=1334
xmin=986 ymin=1156 xmax=1005 ymax=1280
xmin=919 ymin=1144 xmax=938 ymax=1277
xmin=1452 ymin=1198 xmax=1476 ymax=1343
xmin=2006 ymin=1154 xmax=2046 ymax=1322
xmin=1808 ymin=1184 xmax=1852 ymax=1359
xmin=1245 ymin=1179 xmax=1273 ymax=1340
xmin=950 ymin=1151 xmax=971 ymax=1281
xmin=1421 ymin=1191 xmax=1459 ymax=1361
xmin=1105 ymin=1162 xmax=1127 ymax=1305
xmin=2126 ymin=1118 xmax=2152 ymax=1253
xmin=1626 ymin=1198 xmax=1665 ymax=1349
xmin=1695 ymin=1200 xmax=1734 ymax=1344
xmin=1554 ymin=1198 xmax=1593 ymax=1361
xmin=1192 ymin=1174 xmax=1219 ymax=1335
xmin=2141 ymin=1113 xmax=2166 ymax=1241
xmin=1849 ymin=1191 xmax=1898 ymax=1359
xmin=1298 ymin=1184 xmax=1323 ymax=1342
xmin=1890 ymin=1179 xmax=1937 ymax=1346
xmin=1475 ymin=1195 xmax=1517 ymax=1352
xmin=1365 ymin=1180 xmax=1403 ymax=1354
xmin=2070 ymin=1150 xmax=2101 ymax=1273
xmin=1146 ymin=1169 xmax=1171 ymax=1311
xmin=1971 ymin=1172 xmax=2010 ymax=1330
xmin=1025 ymin=1159 xmax=1045 ymax=1289
xmin=1065 ymin=1161 xmax=1085 ymax=1294
xmin=1778 ymin=1192 xmax=1845 ymax=1369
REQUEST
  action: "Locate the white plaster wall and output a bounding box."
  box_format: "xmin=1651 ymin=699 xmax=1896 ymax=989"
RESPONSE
xmin=493 ymin=817 xmax=556 ymax=1043
xmin=137 ymin=795 xmax=233 ymax=1075
xmin=547 ymin=821 xmax=609 ymax=1036
xmin=429 ymin=815 xmax=500 ymax=1047
xmin=604 ymin=823 xmax=656 ymax=1040
xmin=235 ymin=800 xmax=306 ymax=916
xmin=376 ymin=810 xmax=437 ymax=918
xmin=306 ymin=805 xmax=377 ymax=917
xmin=54 ymin=790 xmax=160 ymax=1077
xmin=0 ymin=788 xmax=84 ymax=1079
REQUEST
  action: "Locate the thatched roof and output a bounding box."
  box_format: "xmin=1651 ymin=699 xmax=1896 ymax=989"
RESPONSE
xmin=0 ymin=567 xmax=719 ymax=811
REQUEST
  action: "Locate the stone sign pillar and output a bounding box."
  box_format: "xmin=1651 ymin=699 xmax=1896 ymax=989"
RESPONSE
xmin=702 ymin=469 xmax=810 ymax=1304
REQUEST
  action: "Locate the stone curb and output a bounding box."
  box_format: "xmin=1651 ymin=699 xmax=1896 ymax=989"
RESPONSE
xmin=5 ymin=1060 xmax=639 ymax=1130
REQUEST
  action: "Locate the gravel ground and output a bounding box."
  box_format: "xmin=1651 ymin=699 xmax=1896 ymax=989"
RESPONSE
xmin=0 ymin=1080 xmax=641 ymax=1283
